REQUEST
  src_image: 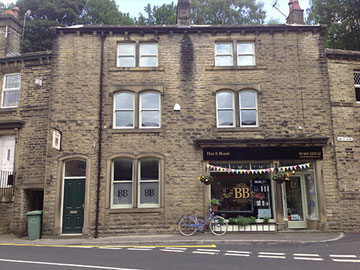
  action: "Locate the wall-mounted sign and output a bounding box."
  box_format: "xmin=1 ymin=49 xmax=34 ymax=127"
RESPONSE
xmin=337 ymin=137 xmax=353 ymax=142
xmin=203 ymin=147 xmax=323 ymax=161
xmin=52 ymin=130 xmax=61 ymax=150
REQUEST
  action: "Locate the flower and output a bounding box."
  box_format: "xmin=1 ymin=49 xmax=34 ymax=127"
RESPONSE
xmin=272 ymin=171 xmax=293 ymax=182
xmin=198 ymin=175 xmax=213 ymax=185
xmin=210 ymin=198 xmax=220 ymax=205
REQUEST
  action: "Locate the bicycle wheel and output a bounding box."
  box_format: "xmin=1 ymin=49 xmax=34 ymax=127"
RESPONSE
xmin=178 ymin=216 xmax=198 ymax=236
xmin=209 ymin=216 xmax=227 ymax=236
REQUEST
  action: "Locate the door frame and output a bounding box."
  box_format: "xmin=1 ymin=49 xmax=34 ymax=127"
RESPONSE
xmin=58 ymin=158 xmax=89 ymax=235
xmin=282 ymin=175 xmax=308 ymax=229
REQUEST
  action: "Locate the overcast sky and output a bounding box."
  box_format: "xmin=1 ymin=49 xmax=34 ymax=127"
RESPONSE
xmin=1 ymin=0 xmax=310 ymax=23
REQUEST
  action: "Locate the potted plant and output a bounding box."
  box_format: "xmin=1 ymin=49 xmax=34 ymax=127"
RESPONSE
xmin=198 ymin=175 xmax=214 ymax=185
xmin=210 ymin=198 xmax=220 ymax=212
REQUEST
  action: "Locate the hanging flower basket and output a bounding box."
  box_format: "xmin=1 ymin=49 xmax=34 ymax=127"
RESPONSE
xmin=198 ymin=175 xmax=213 ymax=185
xmin=272 ymin=171 xmax=292 ymax=184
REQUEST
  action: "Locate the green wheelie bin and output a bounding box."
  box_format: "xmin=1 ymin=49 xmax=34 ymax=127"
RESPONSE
xmin=26 ymin=210 xmax=42 ymax=240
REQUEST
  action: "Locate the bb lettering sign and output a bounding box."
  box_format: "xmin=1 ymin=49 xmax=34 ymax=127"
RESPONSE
xmin=203 ymin=147 xmax=323 ymax=161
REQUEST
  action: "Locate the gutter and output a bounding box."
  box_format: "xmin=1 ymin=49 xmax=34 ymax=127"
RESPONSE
xmin=95 ymin=32 xmax=107 ymax=238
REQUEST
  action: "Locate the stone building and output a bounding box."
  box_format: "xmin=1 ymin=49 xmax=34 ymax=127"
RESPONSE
xmin=326 ymin=49 xmax=360 ymax=232
xmin=0 ymin=0 xmax=359 ymax=237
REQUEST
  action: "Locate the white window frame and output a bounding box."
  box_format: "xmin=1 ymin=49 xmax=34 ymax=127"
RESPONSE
xmin=111 ymin=159 xmax=134 ymax=209
xmin=139 ymin=43 xmax=158 ymax=67
xmin=138 ymin=158 xmax=160 ymax=208
xmin=2 ymin=73 xmax=21 ymax=108
xmin=215 ymin=42 xmax=233 ymax=66
xmin=117 ymin=43 xmax=136 ymax=67
xmin=355 ymin=71 xmax=360 ymax=103
xmin=237 ymin=42 xmax=256 ymax=66
xmin=139 ymin=91 xmax=161 ymax=129
xmin=113 ymin=91 xmax=135 ymax=129
xmin=239 ymin=90 xmax=258 ymax=127
xmin=216 ymin=90 xmax=235 ymax=128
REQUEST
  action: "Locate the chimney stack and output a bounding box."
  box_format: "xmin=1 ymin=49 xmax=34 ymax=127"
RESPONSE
xmin=4 ymin=6 xmax=20 ymax=19
xmin=286 ymin=0 xmax=304 ymax=24
xmin=176 ymin=0 xmax=191 ymax=26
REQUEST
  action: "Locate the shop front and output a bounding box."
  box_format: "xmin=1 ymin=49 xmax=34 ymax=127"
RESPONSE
xmin=197 ymin=139 xmax=328 ymax=231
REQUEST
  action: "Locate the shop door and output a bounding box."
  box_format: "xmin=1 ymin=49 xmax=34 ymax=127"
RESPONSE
xmin=62 ymin=179 xmax=85 ymax=234
xmin=284 ymin=176 xmax=307 ymax=229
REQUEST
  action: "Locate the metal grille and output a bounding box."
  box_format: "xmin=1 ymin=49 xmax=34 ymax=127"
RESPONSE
xmin=354 ymin=72 xmax=360 ymax=86
xmin=0 ymin=170 xmax=14 ymax=196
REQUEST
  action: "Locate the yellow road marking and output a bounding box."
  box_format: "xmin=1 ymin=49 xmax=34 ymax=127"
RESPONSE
xmin=0 ymin=243 xmax=217 ymax=248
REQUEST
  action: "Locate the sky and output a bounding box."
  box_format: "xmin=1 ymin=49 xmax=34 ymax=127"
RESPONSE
xmin=1 ymin=0 xmax=310 ymax=23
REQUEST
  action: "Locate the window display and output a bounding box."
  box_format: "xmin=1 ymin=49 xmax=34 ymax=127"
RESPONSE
xmin=210 ymin=162 xmax=273 ymax=219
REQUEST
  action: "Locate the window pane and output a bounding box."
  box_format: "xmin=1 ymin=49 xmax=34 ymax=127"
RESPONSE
xmin=115 ymin=111 xmax=134 ymax=127
xmin=118 ymin=57 xmax=135 ymax=67
xmin=217 ymin=91 xmax=233 ymax=108
xmin=2 ymin=90 xmax=19 ymax=107
xmin=216 ymin=43 xmax=231 ymax=54
xmin=237 ymin=43 xmax=253 ymax=54
xmin=65 ymin=160 xmax=86 ymax=177
xmin=215 ymin=56 xmax=232 ymax=66
xmin=141 ymin=111 xmax=160 ymax=127
xmin=218 ymin=110 xmax=234 ymax=126
xmin=140 ymin=57 xmax=157 ymax=67
xmin=113 ymin=160 xmax=132 ymax=181
xmin=140 ymin=44 xmax=157 ymax=55
xmin=238 ymin=55 xmax=255 ymax=66
xmin=305 ymin=173 xmax=318 ymax=219
xmin=240 ymin=91 xmax=256 ymax=108
xmin=140 ymin=159 xmax=159 ymax=180
xmin=5 ymin=74 xmax=20 ymax=88
xmin=118 ymin=44 xmax=135 ymax=55
xmin=141 ymin=92 xmax=159 ymax=109
xmin=241 ymin=110 xmax=257 ymax=126
xmin=113 ymin=183 xmax=132 ymax=205
xmin=115 ymin=92 xmax=133 ymax=110
xmin=356 ymin=87 xmax=360 ymax=102
xmin=140 ymin=182 xmax=159 ymax=205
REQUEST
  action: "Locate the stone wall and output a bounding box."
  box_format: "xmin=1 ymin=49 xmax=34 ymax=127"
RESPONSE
xmin=0 ymin=199 xmax=14 ymax=234
xmin=327 ymin=54 xmax=360 ymax=232
xmin=0 ymin=15 xmax=22 ymax=57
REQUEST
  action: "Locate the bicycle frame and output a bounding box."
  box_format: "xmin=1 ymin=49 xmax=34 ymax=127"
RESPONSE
xmin=183 ymin=207 xmax=216 ymax=232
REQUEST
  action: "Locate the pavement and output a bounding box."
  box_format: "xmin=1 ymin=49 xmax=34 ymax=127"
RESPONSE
xmin=0 ymin=231 xmax=345 ymax=247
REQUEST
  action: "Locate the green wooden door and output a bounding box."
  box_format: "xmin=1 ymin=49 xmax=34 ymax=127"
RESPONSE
xmin=62 ymin=179 xmax=85 ymax=234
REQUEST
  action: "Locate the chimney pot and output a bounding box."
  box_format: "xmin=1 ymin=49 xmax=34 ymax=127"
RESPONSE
xmin=287 ymin=0 xmax=304 ymax=24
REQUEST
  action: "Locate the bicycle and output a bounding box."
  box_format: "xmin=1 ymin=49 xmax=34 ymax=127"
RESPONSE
xmin=178 ymin=205 xmax=228 ymax=236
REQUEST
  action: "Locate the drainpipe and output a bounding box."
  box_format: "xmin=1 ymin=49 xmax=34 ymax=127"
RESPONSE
xmin=95 ymin=31 xmax=107 ymax=238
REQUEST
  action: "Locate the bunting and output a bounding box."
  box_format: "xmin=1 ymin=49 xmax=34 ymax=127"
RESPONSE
xmin=206 ymin=163 xmax=310 ymax=175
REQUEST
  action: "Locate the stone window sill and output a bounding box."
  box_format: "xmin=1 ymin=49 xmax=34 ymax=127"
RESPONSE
xmin=109 ymin=66 xmax=165 ymax=72
xmin=107 ymin=207 xmax=165 ymax=214
xmin=216 ymin=127 xmax=262 ymax=132
xmin=110 ymin=128 xmax=164 ymax=134
xmin=206 ymin=65 xmax=267 ymax=71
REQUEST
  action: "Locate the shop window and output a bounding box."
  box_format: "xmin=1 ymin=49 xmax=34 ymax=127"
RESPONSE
xmin=216 ymin=91 xmax=235 ymax=127
xmin=2 ymin=73 xmax=20 ymax=108
xmin=111 ymin=157 xmax=161 ymax=208
xmin=113 ymin=91 xmax=160 ymax=129
xmin=215 ymin=42 xmax=255 ymax=67
xmin=304 ymin=173 xmax=318 ymax=220
xmin=210 ymin=162 xmax=273 ymax=219
xmin=355 ymin=72 xmax=360 ymax=102
xmin=117 ymin=42 xmax=158 ymax=67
